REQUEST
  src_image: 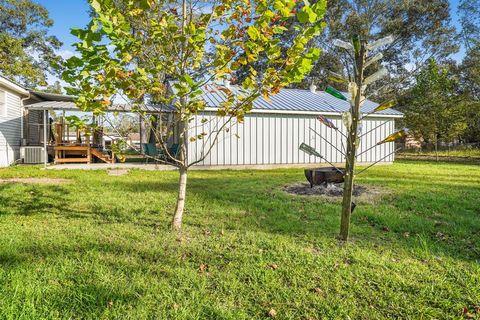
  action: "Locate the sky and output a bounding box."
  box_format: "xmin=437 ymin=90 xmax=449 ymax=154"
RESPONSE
xmin=38 ymin=0 xmax=467 ymax=82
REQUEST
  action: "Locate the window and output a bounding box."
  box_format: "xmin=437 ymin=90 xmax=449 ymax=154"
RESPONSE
xmin=0 ymin=90 xmax=5 ymax=117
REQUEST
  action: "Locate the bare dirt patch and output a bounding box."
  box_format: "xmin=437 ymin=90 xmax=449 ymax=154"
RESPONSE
xmin=107 ymin=169 xmax=129 ymax=176
xmin=284 ymin=182 xmax=385 ymax=203
xmin=0 ymin=178 xmax=70 ymax=185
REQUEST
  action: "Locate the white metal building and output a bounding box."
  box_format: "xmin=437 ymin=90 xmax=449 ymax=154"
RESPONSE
xmin=187 ymin=85 xmax=403 ymax=167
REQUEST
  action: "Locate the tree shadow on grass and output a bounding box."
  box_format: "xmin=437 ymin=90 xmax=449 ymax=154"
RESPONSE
xmin=1 ymin=170 xmax=478 ymax=263
xmin=113 ymin=171 xmax=480 ymax=262
xmin=0 ymin=183 xmax=71 ymax=216
xmin=0 ymin=241 xmax=144 ymax=319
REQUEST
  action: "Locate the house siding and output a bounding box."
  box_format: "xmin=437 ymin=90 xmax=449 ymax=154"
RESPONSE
xmin=0 ymin=87 xmax=23 ymax=167
xmin=187 ymin=111 xmax=396 ymax=167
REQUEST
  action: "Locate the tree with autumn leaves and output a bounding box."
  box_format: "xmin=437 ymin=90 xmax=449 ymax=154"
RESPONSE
xmin=63 ymin=0 xmax=327 ymax=229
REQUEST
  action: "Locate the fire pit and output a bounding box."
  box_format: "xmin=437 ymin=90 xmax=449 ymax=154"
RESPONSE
xmin=304 ymin=167 xmax=344 ymax=188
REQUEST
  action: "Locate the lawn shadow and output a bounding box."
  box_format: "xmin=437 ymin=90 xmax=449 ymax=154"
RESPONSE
xmin=115 ymin=172 xmax=480 ymax=262
xmin=0 ymin=183 xmax=71 ymax=216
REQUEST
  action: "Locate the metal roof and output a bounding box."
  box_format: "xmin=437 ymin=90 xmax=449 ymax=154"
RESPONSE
xmin=24 ymin=83 xmax=403 ymax=117
xmin=24 ymin=100 xmax=174 ymax=112
xmin=196 ymin=84 xmax=403 ymax=116
xmin=30 ymin=91 xmax=75 ymax=102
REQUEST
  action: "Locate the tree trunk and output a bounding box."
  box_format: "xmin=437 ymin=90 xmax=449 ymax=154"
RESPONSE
xmin=340 ymin=148 xmax=355 ymax=240
xmin=339 ymin=41 xmax=366 ymax=241
xmin=172 ymin=166 xmax=188 ymax=230
xmin=434 ymin=135 xmax=439 ymax=162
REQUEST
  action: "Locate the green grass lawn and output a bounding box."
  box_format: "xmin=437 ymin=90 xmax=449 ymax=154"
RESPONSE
xmin=401 ymin=148 xmax=480 ymax=158
xmin=0 ymin=161 xmax=479 ymax=319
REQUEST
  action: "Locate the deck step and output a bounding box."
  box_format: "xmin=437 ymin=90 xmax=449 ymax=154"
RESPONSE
xmin=90 ymin=148 xmax=114 ymax=164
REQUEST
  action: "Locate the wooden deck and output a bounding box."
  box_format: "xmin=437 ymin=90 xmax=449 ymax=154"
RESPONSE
xmin=54 ymin=145 xmax=115 ymax=164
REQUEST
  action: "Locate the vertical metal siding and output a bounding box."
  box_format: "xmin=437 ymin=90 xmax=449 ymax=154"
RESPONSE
xmin=187 ymin=112 xmax=396 ymax=166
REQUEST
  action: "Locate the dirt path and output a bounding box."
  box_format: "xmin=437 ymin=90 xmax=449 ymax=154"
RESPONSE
xmin=0 ymin=178 xmax=69 ymax=185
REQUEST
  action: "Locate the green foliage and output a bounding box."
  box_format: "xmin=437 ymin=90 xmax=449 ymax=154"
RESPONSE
xmin=0 ymin=162 xmax=479 ymax=318
xmin=42 ymin=81 xmax=64 ymax=94
xmin=63 ymin=0 xmax=326 ymax=121
xmin=236 ymin=0 xmax=458 ymax=97
xmin=65 ymin=115 xmax=93 ymax=136
xmin=458 ymin=0 xmax=480 ymax=50
xmin=401 ymin=59 xmax=467 ymax=146
xmin=0 ymin=0 xmax=62 ymax=87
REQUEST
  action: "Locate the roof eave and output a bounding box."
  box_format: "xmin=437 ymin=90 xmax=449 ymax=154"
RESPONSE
xmin=202 ymin=107 xmax=403 ymax=118
xmin=0 ymin=76 xmax=29 ymax=97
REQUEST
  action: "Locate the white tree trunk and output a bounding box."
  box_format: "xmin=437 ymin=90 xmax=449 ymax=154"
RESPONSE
xmin=172 ymin=166 xmax=188 ymax=230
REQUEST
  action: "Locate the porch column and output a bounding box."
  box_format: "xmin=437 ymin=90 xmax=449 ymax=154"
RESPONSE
xmin=139 ymin=114 xmax=147 ymax=153
xmin=43 ymin=110 xmax=48 ymax=168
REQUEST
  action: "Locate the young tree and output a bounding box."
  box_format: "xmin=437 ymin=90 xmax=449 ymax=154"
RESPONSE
xmin=330 ymin=35 xmax=404 ymax=241
xmin=63 ymin=0 xmax=326 ymax=229
xmin=401 ymin=59 xmax=466 ymax=158
xmin=0 ymin=0 xmax=63 ymax=87
xmin=300 ymin=35 xmax=406 ymax=241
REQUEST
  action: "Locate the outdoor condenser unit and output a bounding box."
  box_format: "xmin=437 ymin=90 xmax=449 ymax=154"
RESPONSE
xmin=21 ymin=146 xmax=46 ymax=164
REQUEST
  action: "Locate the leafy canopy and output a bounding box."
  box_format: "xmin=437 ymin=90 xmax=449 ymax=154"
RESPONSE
xmin=0 ymin=0 xmax=62 ymax=87
xmin=402 ymin=59 xmax=466 ymax=145
xmin=63 ymin=0 xmax=326 ymax=123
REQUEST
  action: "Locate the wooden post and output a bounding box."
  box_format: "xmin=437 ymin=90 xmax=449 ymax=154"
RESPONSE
xmin=139 ymin=114 xmax=147 ymax=154
xmin=43 ymin=110 xmax=48 ymax=168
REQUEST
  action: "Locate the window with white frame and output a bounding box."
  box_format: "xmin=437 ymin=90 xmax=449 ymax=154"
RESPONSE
xmin=0 ymin=90 xmax=6 ymax=117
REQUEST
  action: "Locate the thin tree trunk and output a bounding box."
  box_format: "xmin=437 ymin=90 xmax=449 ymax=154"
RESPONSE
xmin=340 ymin=149 xmax=355 ymax=240
xmin=172 ymin=166 xmax=188 ymax=230
xmin=339 ymin=41 xmax=366 ymax=242
xmin=171 ymin=0 xmax=189 ymax=231
xmin=435 ymin=135 xmax=439 ymax=162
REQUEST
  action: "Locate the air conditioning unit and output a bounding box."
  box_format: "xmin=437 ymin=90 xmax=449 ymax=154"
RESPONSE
xmin=20 ymin=146 xmax=46 ymax=164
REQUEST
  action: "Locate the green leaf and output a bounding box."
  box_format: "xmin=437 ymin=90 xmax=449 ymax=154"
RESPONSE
xmin=247 ymin=26 xmax=260 ymax=41
xmin=180 ymin=74 xmax=195 ymax=87
xmin=297 ymin=10 xmax=309 ymax=23
xmin=298 ymin=6 xmax=317 ymax=23
xmin=90 ymin=0 xmax=101 ymax=13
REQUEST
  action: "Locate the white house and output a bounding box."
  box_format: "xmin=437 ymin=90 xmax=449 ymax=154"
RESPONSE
xmin=0 ymin=76 xmax=30 ymax=167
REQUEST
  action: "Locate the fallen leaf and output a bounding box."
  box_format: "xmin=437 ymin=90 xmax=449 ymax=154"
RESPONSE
xmin=382 ymin=226 xmax=390 ymax=232
xmin=268 ymin=263 xmax=278 ymax=270
xmin=199 ymin=264 xmax=208 ymax=273
xmin=463 ymin=307 xmax=475 ymax=319
xmin=220 ymin=229 xmax=225 ymax=236
xmin=311 ymin=287 xmax=323 ymax=294
xmin=267 ymin=308 xmax=277 ymax=318
xmin=107 ymin=301 xmax=113 ymax=309
xmin=464 ymin=312 xmax=475 ymax=319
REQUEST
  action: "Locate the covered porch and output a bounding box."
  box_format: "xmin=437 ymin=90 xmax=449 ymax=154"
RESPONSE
xmin=23 ymin=92 xmax=178 ymax=167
